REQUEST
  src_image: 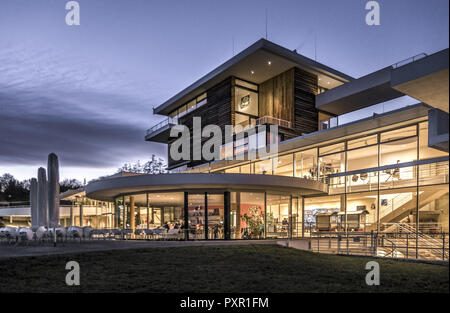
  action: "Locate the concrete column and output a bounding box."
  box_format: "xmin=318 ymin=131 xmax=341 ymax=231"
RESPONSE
xmin=224 ymin=191 xmax=230 ymax=240
xmin=70 ymin=202 xmax=74 ymax=226
xmin=130 ymin=196 xmax=135 ymax=232
xmin=47 ymin=153 xmax=60 ymax=228
xmin=30 ymin=178 xmax=38 ymax=229
xmin=236 ymin=192 xmax=241 ymax=239
xmin=79 ymin=204 xmax=83 ymax=227
xmin=37 ymin=167 xmax=48 ymax=227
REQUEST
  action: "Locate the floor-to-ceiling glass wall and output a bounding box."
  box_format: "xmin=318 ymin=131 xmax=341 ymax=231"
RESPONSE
xmin=188 ymin=193 xmax=206 ymax=239
xmin=266 ymin=194 xmax=290 ymax=238
xmin=304 ymin=195 xmax=342 ymax=235
xmin=149 ymin=192 xmax=184 ymax=230
xmin=207 ymin=193 xmax=225 ymax=239
xmin=230 ymin=192 xmax=265 ymax=239
xmin=291 ymin=197 xmax=302 ymax=238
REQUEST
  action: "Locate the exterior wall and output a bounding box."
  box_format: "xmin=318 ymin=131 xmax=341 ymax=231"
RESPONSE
xmin=259 ymin=67 xmax=318 ymax=140
xmin=291 ymin=67 xmax=318 ymax=138
xmin=168 ymin=78 xmax=232 ymax=169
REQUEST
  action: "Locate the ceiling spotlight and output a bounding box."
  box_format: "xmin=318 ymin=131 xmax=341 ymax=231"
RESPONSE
xmin=251 ymin=70 xmax=255 ymax=74
xmin=268 ymin=61 xmax=272 ymax=65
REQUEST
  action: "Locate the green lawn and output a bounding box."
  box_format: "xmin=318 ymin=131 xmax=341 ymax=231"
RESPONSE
xmin=0 ymin=245 xmax=448 ymax=293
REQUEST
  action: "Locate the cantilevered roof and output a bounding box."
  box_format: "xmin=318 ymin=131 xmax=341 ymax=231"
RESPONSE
xmin=317 ymin=48 xmax=449 ymax=115
xmin=86 ymin=173 xmax=328 ymax=202
xmin=154 ymin=38 xmax=354 ymax=116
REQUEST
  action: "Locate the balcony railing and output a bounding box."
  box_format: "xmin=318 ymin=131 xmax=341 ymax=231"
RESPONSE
xmin=392 ymin=53 xmax=427 ymax=69
xmin=146 ymin=117 xmax=178 ymax=136
xmin=256 ymin=116 xmax=292 ymax=129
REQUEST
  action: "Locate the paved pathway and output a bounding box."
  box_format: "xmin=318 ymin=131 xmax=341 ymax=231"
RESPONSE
xmin=0 ymin=239 xmax=279 ymax=259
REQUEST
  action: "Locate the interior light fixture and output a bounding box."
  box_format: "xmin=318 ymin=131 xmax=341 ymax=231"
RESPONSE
xmin=268 ymin=61 xmax=272 ymax=65
xmin=251 ymin=70 xmax=255 ymax=74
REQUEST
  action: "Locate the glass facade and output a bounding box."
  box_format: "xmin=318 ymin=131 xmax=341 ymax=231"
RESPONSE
xmin=107 ymin=120 xmax=448 ymax=242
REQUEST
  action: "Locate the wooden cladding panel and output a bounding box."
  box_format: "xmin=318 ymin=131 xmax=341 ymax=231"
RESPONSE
xmin=259 ymin=78 xmax=273 ymax=117
xmin=259 ymin=68 xmax=294 ymax=124
xmin=292 ymin=67 xmax=318 ymax=137
xmin=168 ymin=78 xmax=232 ymax=169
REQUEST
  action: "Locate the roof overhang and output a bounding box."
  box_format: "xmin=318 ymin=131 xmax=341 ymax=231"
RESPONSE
xmin=85 ymin=173 xmax=328 ymax=202
xmin=154 ymin=38 xmax=353 ymax=116
xmin=316 ymin=48 xmax=449 ymax=115
xmin=391 ymin=48 xmax=449 ymax=113
xmin=316 ymin=67 xmax=404 ymax=115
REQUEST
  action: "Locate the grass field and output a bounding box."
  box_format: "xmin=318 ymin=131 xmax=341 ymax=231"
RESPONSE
xmin=0 ymin=245 xmax=448 ymax=293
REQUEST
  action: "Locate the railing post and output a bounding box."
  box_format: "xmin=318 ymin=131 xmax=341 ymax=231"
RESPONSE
xmin=406 ymin=233 xmax=409 ymax=259
xmin=346 ymin=233 xmax=349 ymax=255
xmin=443 ymin=234 xmax=445 ymax=261
xmin=337 ymin=234 xmax=341 ymax=254
xmin=317 ymin=232 xmax=320 ymax=253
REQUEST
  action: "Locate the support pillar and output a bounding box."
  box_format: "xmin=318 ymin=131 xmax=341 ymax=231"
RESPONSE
xmin=130 ymin=196 xmax=135 ymax=232
xmin=184 ymin=192 xmax=189 ymax=240
xmin=70 ymin=202 xmax=74 ymax=226
xmin=79 ymin=204 xmax=83 ymax=227
xmin=204 ymin=192 xmax=208 ymax=240
xmin=224 ymin=191 xmax=230 ymax=240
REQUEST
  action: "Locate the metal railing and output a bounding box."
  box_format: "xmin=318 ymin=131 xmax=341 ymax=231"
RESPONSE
xmin=256 ymin=116 xmax=292 ymax=129
xmin=309 ymin=230 xmax=449 ymax=261
xmin=392 ymin=53 xmax=427 ymax=69
xmin=146 ymin=117 xmax=178 ymax=136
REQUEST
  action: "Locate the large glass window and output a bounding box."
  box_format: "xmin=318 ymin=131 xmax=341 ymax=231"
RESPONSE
xmin=346 ymin=191 xmax=378 ymax=232
xmin=418 ymin=185 xmax=449 ymax=234
xmin=295 ymin=148 xmax=318 ymax=180
xmin=379 ymin=187 xmax=416 ymax=228
xmin=319 ymin=142 xmax=345 ymax=155
xmin=266 ymin=194 xmax=290 ymax=238
xmin=419 ymin=160 xmax=449 ymax=186
xmin=347 ymin=135 xmax=378 ymax=150
xmin=273 ymin=154 xmax=294 ymax=176
xmin=319 ymin=152 xmax=345 ymax=182
xmin=149 ymin=192 xmax=184 ymax=231
xmin=380 ymin=137 xmax=417 ymax=166
xmin=346 ymin=170 xmax=378 ymax=193
xmin=234 ymin=86 xmax=258 ymax=116
xmin=291 ymin=197 xmax=302 ymax=238
xmin=207 ymin=193 xmax=225 ymax=239
xmin=304 ymin=195 xmax=342 ymax=235
xmin=346 ymin=145 xmax=378 ymax=171
xmin=114 ymin=197 xmax=124 ymax=229
xmin=255 ymin=158 xmax=272 ymax=175
xmin=381 ymin=125 xmax=416 ymax=142
xmin=188 ymin=193 xmax=205 ymax=239
xmin=230 ymin=192 xmax=264 ymax=239
xmin=419 ymin=122 xmax=448 ymax=160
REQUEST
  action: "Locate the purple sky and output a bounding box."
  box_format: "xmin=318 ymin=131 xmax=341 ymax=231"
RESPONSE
xmin=0 ymin=0 xmax=448 ymax=181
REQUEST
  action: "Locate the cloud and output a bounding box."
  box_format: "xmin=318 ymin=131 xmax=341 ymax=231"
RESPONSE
xmin=0 ymin=45 xmax=167 ymax=170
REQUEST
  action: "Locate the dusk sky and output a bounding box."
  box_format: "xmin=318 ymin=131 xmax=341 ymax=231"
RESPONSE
xmin=0 ymin=0 xmax=449 ymax=182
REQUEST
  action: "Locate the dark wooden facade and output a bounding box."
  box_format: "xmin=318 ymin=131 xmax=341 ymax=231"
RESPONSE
xmin=168 ymin=78 xmax=232 ymax=169
xmin=167 ymin=67 xmax=318 ymax=169
xmin=259 ymin=67 xmax=318 ymax=140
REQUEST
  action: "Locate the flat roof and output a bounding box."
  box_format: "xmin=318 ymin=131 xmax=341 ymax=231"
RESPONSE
xmin=154 ymin=38 xmax=354 ymax=115
xmin=85 ymin=173 xmax=328 ymax=202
